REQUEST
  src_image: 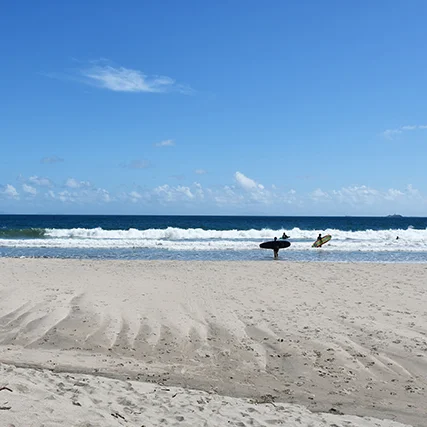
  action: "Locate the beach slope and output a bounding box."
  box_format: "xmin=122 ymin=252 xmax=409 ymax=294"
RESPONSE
xmin=0 ymin=259 xmax=425 ymax=426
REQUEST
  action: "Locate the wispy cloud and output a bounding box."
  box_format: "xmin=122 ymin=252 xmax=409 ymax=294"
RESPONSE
xmin=310 ymin=184 xmax=423 ymax=206
xmin=121 ymin=160 xmax=151 ymax=170
xmin=76 ymin=62 xmax=192 ymax=94
xmin=382 ymin=129 xmax=402 ymax=139
xmin=195 ymin=169 xmax=207 ymax=175
xmin=382 ymin=124 xmax=427 ymax=139
xmin=171 ymin=174 xmax=185 ymax=181
xmin=47 ymin=186 xmax=112 ymax=204
xmin=155 ymin=139 xmax=175 ymax=147
xmin=41 ymin=156 xmax=64 ymax=164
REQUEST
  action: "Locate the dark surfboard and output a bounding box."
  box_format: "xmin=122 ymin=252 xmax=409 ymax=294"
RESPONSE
xmin=260 ymin=240 xmax=291 ymax=250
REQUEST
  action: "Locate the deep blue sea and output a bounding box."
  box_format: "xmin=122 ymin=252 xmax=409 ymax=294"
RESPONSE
xmin=0 ymin=214 xmax=426 ymax=262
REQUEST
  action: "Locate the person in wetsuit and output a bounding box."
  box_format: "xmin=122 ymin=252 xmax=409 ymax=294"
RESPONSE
xmin=273 ymin=237 xmax=279 ymax=259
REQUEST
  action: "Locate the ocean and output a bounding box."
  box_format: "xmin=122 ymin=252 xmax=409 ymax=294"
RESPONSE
xmin=0 ymin=214 xmax=426 ymax=263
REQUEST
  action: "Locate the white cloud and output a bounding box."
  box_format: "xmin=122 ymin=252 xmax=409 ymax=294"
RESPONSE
xmin=155 ymin=139 xmax=175 ymax=147
xmin=311 ymin=188 xmax=330 ymax=201
xmin=284 ymin=189 xmax=299 ymax=205
xmin=97 ymin=188 xmax=112 ymax=203
xmin=235 ymin=172 xmax=264 ymax=191
xmin=406 ymin=184 xmax=418 ymax=195
xmin=22 ymin=184 xmax=37 ymax=195
xmin=195 ymin=169 xmax=207 ymax=175
xmin=65 ymin=178 xmax=91 ymax=189
xmin=79 ymin=64 xmax=191 ymax=94
xmin=29 ymin=175 xmax=53 ymax=187
xmin=384 ymin=188 xmax=404 ymax=201
xmin=176 ymin=186 xmax=194 ymax=199
xmin=193 ymin=182 xmax=204 ymax=199
xmin=129 ymin=191 xmax=142 ymax=203
xmin=4 ymin=170 xmax=427 ymax=215
xmin=45 ymin=187 xmax=112 ymax=204
xmin=382 ymin=124 xmax=427 ymax=139
xmin=214 ymin=185 xmax=240 ymax=205
xmin=151 ymin=184 xmax=197 ymax=203
xmin=309 ymin=184 xmax=426 ymax=212
xmin=153 ymin=184 xmax=174 ymax=202
xmin=2 ymin=184 xmax=19 ymax=199
xmin=94 ymin=180 xmax=427 ymax=213
xmin=331 ymin=185 xmax=379 ymax=205
xmin=58 ymin=190 xmax=74 ymax=202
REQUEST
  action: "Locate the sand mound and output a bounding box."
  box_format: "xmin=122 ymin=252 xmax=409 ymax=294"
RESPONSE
xmin=0 ymin=363 xmax=412 ymax=427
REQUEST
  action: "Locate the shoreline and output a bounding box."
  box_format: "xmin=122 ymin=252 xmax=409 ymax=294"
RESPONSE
xmin=1 ymin=253 xmax=427 ymax=264
xmin=1 ymin=259 xmax=426 ymax=426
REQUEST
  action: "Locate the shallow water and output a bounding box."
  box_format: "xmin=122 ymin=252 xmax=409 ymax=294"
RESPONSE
xmin=1 ymin=214 xmax=426 ymax=262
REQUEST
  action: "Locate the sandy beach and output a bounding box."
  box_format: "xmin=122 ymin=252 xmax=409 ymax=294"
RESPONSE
xmin=0 ymin=259 xmax=426 ymax=426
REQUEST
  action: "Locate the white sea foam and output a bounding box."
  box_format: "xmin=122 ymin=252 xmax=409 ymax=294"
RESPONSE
xmin=44 ymin=226 xmax=278 ymax=240
xmin=0 ymin=226 xmax=426 ymax=252
xmin=44 ymin=226 xmax=427 ymax=241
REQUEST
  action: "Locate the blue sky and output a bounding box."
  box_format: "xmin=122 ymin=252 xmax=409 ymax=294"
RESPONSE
xmin=2 ymin=0 xmax=427 ymax=215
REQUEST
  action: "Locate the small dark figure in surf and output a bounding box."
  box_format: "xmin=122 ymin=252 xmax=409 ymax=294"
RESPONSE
xmin=396 ymin=236 xmax=399 ymax=240
xmin=273 ymin=237 xmax=279 ymax=259
xmin=315 ymin=233 xmax=323 ymax=247
xmin=281 ymin=232 xmax=289 ymax=239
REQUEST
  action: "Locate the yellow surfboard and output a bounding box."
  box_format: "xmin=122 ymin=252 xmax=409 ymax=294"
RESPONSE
xmin=312 ymin=234 xmax=332 ymax=248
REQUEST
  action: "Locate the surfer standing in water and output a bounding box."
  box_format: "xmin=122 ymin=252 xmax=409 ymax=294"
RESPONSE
xmin=315 ymin=233 xmax=323 ymax=247
xmin=281 ymin=232 xmax=289 ymax=239
xmin=273 ymin=237 xmax=279 ymax=259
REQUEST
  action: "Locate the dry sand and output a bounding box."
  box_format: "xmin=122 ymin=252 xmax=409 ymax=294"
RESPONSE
xmin=0 ymin=258 xmax=426 ymax=426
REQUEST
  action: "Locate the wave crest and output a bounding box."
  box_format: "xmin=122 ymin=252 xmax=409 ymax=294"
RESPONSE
xmin=0 ymin=228 xmax=46 ymax=239
xmin=0 ymin=226 xmax=426 ymax=252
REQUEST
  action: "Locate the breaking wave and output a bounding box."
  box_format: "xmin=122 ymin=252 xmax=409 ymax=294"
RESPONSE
xmin=0 ymin=228 xmax=46 ymax=239
xmin=0 ymin=226 xmax=426 ymax=252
